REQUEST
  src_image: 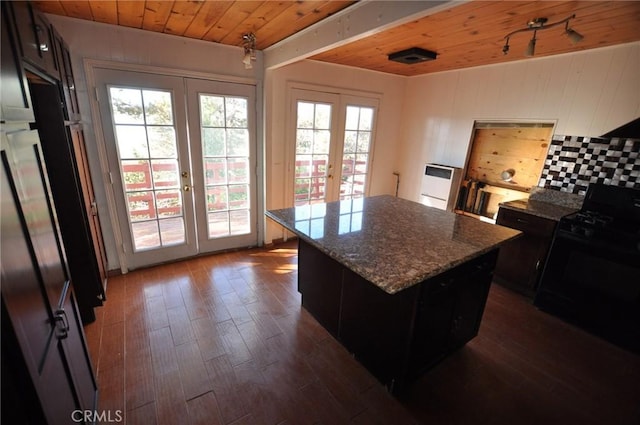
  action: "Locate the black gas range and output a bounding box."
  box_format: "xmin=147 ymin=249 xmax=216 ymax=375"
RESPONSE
xmin=535 ymin=184 xmax=640 ymax=354
xmin=557 ymin=208 xmax=640 ymax=256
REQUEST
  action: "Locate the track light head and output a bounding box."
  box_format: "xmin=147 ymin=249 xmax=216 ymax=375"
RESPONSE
xmin=566 ymin=28 xmax=584 ymax=44
xmin=525 ymin=32 xmax=536 ymax=57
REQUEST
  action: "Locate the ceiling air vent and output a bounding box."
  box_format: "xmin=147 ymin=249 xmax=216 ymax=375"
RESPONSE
xmin=388 ymin=47 xmax=437 ymax=64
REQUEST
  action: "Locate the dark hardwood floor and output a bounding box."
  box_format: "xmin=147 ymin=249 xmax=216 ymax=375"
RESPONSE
xmin=84 ymin=241 xmax=640 ymax=425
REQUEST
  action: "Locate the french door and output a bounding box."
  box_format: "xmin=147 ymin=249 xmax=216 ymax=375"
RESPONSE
xmin=290 ymin=88 xmax=377 ymax=206
xmin=186 ymin=78 xmax=257 ymax=253
xmin=95 ymin=69 xmax=257 ymax=270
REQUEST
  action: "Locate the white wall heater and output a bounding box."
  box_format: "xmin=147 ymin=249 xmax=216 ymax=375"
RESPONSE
xmin=419 ymin=163 xmax=462 ymax=211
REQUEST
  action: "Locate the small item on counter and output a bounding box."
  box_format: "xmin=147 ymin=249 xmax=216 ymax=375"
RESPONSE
xmin=473 ymin=182 xmax=486 ymax=214
xmin=466 ymin=180 xmax=477 ymax=212
xmin=456 ymin=185 xmax=468 ymax=210
xmin=476 ymin=190 xmax=489 ymax=215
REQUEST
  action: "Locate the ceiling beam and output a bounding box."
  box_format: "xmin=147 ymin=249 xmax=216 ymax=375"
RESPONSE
xmin=264 ymin=0 xmax=464 ymax=70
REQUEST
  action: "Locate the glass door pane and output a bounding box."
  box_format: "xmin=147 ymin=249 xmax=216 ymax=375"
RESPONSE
xmin=186 ymin=78 xmax=257 ymax=254
xmin=340 ymin=105 xmax=375 ymax=200
xmin=109 ymin=87 xmax=185 ymax=251
xmin=294 ymin=101 xmax=332 ymax=206
xmin=200 ymin=94 xmax=251 ymax=238
xmin=290 ymin=89 xmax=377 ymax=207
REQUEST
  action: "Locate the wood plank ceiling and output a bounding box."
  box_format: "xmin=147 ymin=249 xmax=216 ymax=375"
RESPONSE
xmin=32 ymin=1 xmax=640 ymax=77
xmin=31 ymin=1 xmax=355 ymax=49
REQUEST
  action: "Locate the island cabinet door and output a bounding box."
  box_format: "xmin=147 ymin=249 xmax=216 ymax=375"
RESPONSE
xmin=297 ymin=239 xmax=344 ymax=337
xmin=409 ymin=249 xmax=498 ymax=376
xmin=410 ymin=278 xmax=458 ymax=375
xmin=447 ymin=251 xmax=497 ymax=349
xmin=339 ymin=268 xmax=419 ymax=391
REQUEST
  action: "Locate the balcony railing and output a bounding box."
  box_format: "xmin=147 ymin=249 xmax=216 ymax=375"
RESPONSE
xmin=294 ymin=158 xmax=365 ymax=203
xmin=121 ymin=157 xmax=365 ymax=218
xmin=122 ymin=161 xmax=247 ymax=220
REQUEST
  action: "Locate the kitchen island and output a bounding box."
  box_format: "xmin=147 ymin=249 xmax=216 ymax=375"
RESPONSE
xmin=266 ymin=195 xmax=520 ymax=393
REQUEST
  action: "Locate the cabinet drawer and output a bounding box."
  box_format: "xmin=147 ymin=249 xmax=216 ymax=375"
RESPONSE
xmin=497 ymin=208 xmax=556 ymax=238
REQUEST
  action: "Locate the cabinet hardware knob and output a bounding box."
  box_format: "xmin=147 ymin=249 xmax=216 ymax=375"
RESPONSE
xmin=54 ymin=308 xmax=70 ymax=339
xmin=183 ymin=185 xmax=191 ymax=191
xmin=39 ymin=43 xmax=49 ymax=52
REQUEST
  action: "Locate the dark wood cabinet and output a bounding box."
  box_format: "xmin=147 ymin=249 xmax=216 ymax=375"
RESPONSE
xmin=2 ymin=3 xmax=102 ymax=423
xmin=340 ymin=267 xmax=419 ymax=389
xmin=52 ymin=28 xmax=81 ymax=122
xmin=1 ymin=127 xmax=97 ymax=425
xmin=297 ymin=238 xmax=497 ymax=393
xmin=1 ymin=2 xmax=34 ymax=122
xmin=3 ymin=2 xmax=109 ymax=324
xmin=9 ymin=1 xmax=59 ymax=80
xmin=70 ymin=125 xmax=109 ymax=285
xmin=494 ymin=207 xmax=556 ymax=297
xmin=30 ymin=82 xmax=107 ymax=323
xmin=409 ymin=250 xmax=495 ymax=376
xmin=298 ymin=240 xmax=344 ymax=336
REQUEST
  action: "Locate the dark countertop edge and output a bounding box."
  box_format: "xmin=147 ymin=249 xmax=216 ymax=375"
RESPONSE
xmin=265 ymin=211 xmax=522 ymax=295
xmin=498 ymin=199 xmax=579 ymax=221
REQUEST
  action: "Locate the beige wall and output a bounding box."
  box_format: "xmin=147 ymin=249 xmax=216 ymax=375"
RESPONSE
xmin=396 ymin=42 xmax=640 ymax=202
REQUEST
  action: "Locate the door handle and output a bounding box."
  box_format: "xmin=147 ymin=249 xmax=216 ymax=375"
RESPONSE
xmin=54 ymin=308 xmax=70 ymax=339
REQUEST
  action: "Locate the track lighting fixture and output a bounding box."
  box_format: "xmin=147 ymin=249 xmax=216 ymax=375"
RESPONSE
xmin=242 ymin=33 xmax=256 ymax=69
xmin=502 ymin=14 xmax=583 ymax=57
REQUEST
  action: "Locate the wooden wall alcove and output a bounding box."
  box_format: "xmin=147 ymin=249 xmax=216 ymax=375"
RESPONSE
xmin=459 ymin=122 xmax=554 ymax=219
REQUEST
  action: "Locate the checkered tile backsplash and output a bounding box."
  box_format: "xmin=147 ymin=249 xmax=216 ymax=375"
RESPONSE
xmin=539 ymin=135 xmax=640 ymax=195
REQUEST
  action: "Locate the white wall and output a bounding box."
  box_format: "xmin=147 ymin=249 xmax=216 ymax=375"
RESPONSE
xmin=46 ymin=14 xmax=640 ymax=266
xmin=263 ymin=60 xmax=406 ymax=243
xmin=396 ymin=42 xmax=640 ymax=201
xmin=47 ymin=15 xmax=263 ymax=271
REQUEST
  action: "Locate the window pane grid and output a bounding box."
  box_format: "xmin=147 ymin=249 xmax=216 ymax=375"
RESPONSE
xmin=340 ymin=106 xmax=374 ymax=201
xmin=110 ymin=87 xmax=185 ymax=251
xmin=295 ymin=102 xmax=331 ymax=206
xmin=200 ymin=94 xmax=251 ymax=238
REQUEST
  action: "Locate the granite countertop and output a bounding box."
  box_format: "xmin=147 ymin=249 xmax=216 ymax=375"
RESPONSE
xmin=499 ymin=199 xmax=580 ymax=221
xmin=266 ymin=195 xmax=521 ymax=295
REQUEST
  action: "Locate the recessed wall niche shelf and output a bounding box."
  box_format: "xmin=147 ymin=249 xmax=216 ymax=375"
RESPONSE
xmin=458 ymin=122 xmax=554 ymax=218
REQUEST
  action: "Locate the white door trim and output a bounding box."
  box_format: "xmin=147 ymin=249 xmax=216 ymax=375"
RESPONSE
xmin=86 ymin=60 xmax=262 ymax=272
xmin=285 ymin=83 xmax=382 ymax=208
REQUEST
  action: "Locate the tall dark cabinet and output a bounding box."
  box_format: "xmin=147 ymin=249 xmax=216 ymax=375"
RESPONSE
xmin=2 ymin=2 xmax=102 ymax=424
xmin=2 ymin=0 xmax=107 ymax=323
xmin=1 ymin=128 xmax=97 ymax=425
